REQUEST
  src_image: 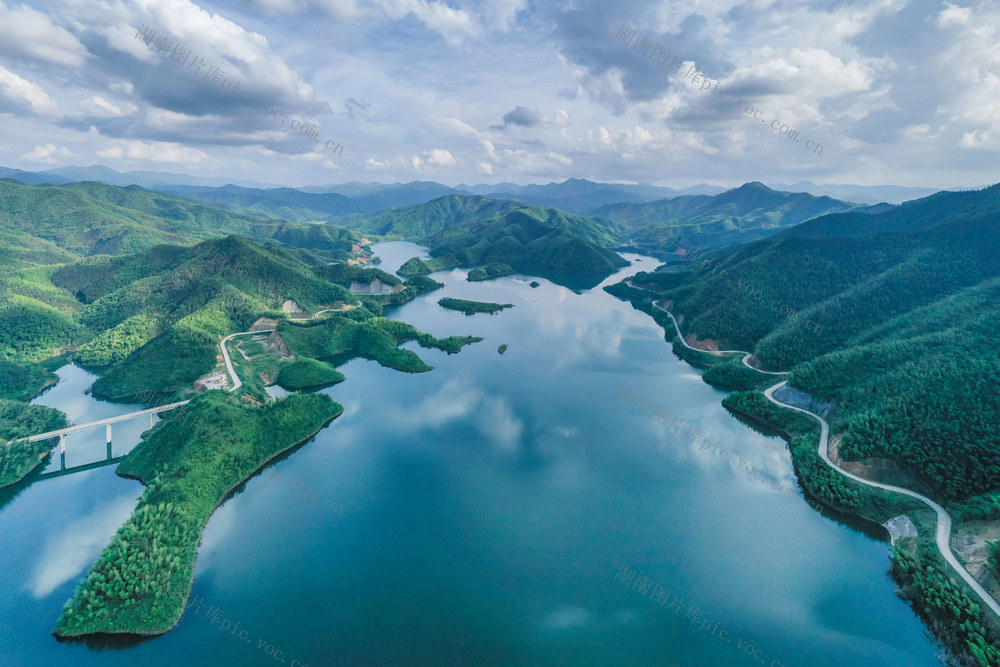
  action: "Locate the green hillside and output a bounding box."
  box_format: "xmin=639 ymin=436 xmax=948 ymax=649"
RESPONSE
xmin=417 ymin=206 xmax=629 ymax=287
xmin=341 ymin=194 xmax=515 ymax=238
xmin=0 ymin=178 xmax=363 ymax=273
xmin=0 ymin=401 xmax=69 ymax=487
xmin=344 ymin=194 xmax=631 ymax=247
xmin=47 ymin=236 xmax=356 ymax=399
xmin=53 ymin=391 xmax=341 ymax=636
xmin=467 ymin=262 xmax=514 ymax=281
xmin=609 ymin=183 xmax=1000 ymax=503
xmin=595 ymin=182 xmax=863 ymax=254
xmin=0 ymin=179 xmax=371 ymax=374
xmin=277 ymin=314 xmax=481 ymax=373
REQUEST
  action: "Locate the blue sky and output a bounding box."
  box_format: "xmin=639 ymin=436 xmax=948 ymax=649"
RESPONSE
xmin=0 ymin=0 xmax=997 ymax=189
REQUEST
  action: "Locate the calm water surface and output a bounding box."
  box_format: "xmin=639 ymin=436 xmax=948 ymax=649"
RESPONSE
xmin=0 ymin=242 xmax=943 ymax=666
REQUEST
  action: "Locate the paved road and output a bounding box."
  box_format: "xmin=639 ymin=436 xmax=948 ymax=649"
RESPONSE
xmin=763 ymin=381 xmax=1000 ymax=619
xmin=219 ymin=331 xmax=274 ymax=392
xmin=637 ymin=290 xmax=1000 ymax=619
xmin=219 ymin=306 xmax=346 ymax=391
xmin=644 ymin=295 xmax=788 ymax=375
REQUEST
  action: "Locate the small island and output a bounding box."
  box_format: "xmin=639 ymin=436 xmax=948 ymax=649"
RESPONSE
xmin=438 ymin=298 xmax=514 ymax=315
xmin=397 ymin=256 xmax=455 ymax=276
xmin=467 ymin=263 xmax=514 ymax=282
xmin=497 ymin=344 xmax=508 ymax=355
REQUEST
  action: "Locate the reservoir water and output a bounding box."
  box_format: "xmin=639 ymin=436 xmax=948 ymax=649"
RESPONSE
xmin=0 ymin=242 xmax=943 ymax=665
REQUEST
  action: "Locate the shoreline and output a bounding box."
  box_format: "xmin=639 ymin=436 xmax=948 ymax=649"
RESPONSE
xmin=656 ymin=297 xmax=1000 ymax=612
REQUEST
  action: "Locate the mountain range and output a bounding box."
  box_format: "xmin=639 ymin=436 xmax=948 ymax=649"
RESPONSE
xmin=613 ymin=183 xmax=1000 ymax=503
xmin=596 ymin=181 xmax=871 ymax=254
xmin=0 ymin=166 xmax=958 ymax=215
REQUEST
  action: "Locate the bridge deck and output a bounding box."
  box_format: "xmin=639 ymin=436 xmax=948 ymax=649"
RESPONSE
xmin=15 ymin=401 xmax=190 ymax=444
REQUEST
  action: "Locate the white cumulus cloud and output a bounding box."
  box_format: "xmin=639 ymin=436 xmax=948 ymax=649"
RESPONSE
xmin=80 ymin=96 xmax=125 ymax=117
xmin=0 ymin=65 xmax=59 ymax=116
xmin=97 ymin=139 xmax=208 ymax=164
xmin=18 ymin=144 xmax=75 ymax=163
xmin=0 ymin=1 xmax=90 ymax=67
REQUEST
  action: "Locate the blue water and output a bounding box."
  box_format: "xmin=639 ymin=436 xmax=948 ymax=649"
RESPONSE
xmin=0 ymin=243 xmax=943 ymax=665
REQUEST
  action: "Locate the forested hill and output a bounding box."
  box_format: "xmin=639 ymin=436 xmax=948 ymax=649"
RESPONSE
xmin=609 ymin=183 xmax=1000 ymax=502
xmin=161 ymin=183 xmax=363 ymax=222
xmin=774 ymin=182 xmax=1000 ymax=241
xmin=48 ymin=236 xmax=358 ymax=399
xmin=415 ymin=205 xmax=630 ymax=287
xmin=0 ymin=179 xmax=366 ymax=384
xmin=0 ymin=178 xmax=362 ymax=260
xmin=593 ymin=181 xmax=866 ymax=253
xmin=341 ymin=194 xmax=631 ymax=247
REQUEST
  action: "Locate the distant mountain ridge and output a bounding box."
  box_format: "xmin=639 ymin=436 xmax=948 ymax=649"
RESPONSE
xmin=0 ymin=166 xmax=960 ymax=218
xmin=770 ymin=180 xmax=955 ymax=205
xmin=594 ymin=181 xmax=865 ymax=254
xmin=0 ymin=164 xmax=282 ymax=189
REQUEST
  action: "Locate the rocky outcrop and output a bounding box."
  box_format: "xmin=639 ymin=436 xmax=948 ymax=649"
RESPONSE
xmin=349 ymin=279 xmax=403 ymax=295
xmin=265 ymin=331 xmax=291 ymax=358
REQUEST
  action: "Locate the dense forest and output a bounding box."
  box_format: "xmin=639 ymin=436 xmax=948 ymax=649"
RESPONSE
xmin=438 ymin=297 xmax=513 ymax=315
xmin=593 ymin=181 xmax=864 ymax=255
xmin=467 ymin=262 xmax=514 ymax=281
xmin=53 ymin=391 xmax=342 ymax=636
xmin=614 ymin=184 xmax=1000 ymax=503
xmin=277 ymin=313 xmax=481 ymax=373
xmin=0 ymin=401 xmax=69 ymax=488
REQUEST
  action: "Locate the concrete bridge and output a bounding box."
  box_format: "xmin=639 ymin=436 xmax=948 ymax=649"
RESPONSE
xmin=8 ymin=401 xmax=188 ymax=472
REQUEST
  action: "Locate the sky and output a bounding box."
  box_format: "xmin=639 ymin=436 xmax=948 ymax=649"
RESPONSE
xmin=0 ymin=0 xmax=998 ymax=189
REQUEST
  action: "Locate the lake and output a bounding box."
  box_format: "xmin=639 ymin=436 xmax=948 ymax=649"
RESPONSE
xmin=0 ymin=242 xmax=943 ymax=665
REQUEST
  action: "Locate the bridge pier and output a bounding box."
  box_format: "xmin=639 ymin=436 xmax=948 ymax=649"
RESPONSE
xmin=106 ymin=423 xmax=112 ymax=444
xmin=150 ymin=413 xmax=154 ymax=429
xmin=59 ymin=433 xmax=66 ymax=471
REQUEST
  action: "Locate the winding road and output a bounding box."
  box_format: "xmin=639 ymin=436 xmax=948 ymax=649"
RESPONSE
xmin=764 ymin=381 xmax=1000 ymax=619
xmin=626 ymin=280 xmax=787 ymax=375
xmin=643 ymin=289 xmax=1000 ymax=620
xmin=219 ymin=331 xmax=274 ymax=393
xmin=218 ymin=305 xmax=356 ymax=391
